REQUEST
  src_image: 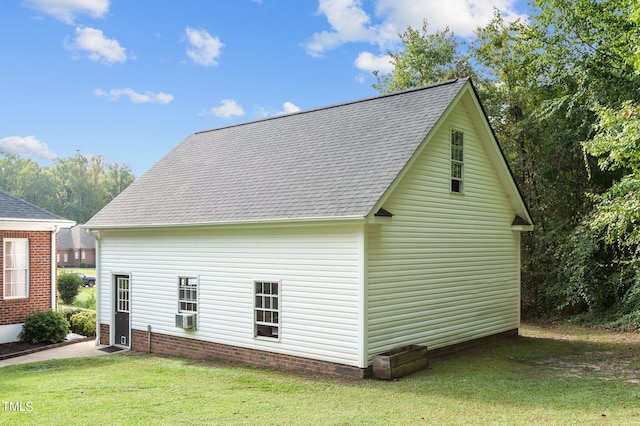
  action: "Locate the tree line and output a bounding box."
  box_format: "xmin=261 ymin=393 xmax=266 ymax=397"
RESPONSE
xmin=375 ymin=0 xmax=639 ymax=328
xmin=0 ymin=151 xmax=135 ymax=224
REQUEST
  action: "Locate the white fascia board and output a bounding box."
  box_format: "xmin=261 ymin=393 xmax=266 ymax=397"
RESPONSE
xmin=82 ymin=215 xmax=366 ymax=232
xmin=0 ymin=219 xmax=75 ymax=231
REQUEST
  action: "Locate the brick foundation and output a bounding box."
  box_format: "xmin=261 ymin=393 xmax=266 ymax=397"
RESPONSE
xmin=97 ymin=324 xmax=518 ymax=379
xmin=125 ymin=328 xmax=369 ymax=378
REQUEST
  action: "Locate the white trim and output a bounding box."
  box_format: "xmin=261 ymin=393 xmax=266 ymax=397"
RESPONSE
xmin=357 ymin=222 xmax=368 ymax=368
xmin=51 ymin=227 xmax=59 ymax=310
xmin=253 ymin=279 xmax=282 ymax=341
xmin=0 ymin=220 xmax=74 ymax=231
xmin=3 ymin=238 xmax=29 ymax=300
xmin=83 ymin=215 xmax=365 ymax=231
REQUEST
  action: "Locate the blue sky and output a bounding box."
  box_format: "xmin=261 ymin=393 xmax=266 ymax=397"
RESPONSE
xmin=1 ymin=0 xmax=529 ymax=177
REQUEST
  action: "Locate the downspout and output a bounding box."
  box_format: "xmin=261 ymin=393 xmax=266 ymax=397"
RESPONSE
xmin=51 ymin=226 xmax=59 ymax=310
xmin=90 ymin=230 xmax=101 ymax=346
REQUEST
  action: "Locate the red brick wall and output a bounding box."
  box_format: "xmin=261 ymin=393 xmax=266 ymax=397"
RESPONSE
xmin=0 ymin=230 xmax=54 ymax=326
xmin=127 ymin=328 xmax=369 ymax=378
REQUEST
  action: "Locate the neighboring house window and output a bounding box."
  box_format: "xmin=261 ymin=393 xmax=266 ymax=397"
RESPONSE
xmin=63 ymin=253 xmax=68 ymax=263
xmin=74 ymin=251 xmax=79 ymax=260
xmin=81 ymin=250 xmax=86 ymax=260
xmin=3 ymin=238 xmax=29 ymax=299
xmin=178 ymin=277 xmax=198 ymax=312
xmin=451 ymin=129 xmax=464 ymax=193
xmin=254 ymin=280 xmax=280 ymax=339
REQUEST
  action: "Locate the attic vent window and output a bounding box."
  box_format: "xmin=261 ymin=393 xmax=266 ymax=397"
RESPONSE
xmin=450 ymin=130 xmax=464 ymax=193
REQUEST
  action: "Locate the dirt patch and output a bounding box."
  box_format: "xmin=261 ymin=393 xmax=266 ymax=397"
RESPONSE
xmin=530 ymin=351 xmax=640 ymax=385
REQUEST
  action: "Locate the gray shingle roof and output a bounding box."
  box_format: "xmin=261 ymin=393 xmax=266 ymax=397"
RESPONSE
xmin=86 ymin=79 xmax=468 ymax=228
xmin=0 ymin=190 xmax=69 ymax=222
xmin=58 ymin=225 xmax=96 ymax=249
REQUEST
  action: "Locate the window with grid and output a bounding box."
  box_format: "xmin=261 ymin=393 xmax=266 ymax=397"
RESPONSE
xmin=254 ymin=281 xmax=280 ymax=339
xmin=178 ymin=277 xmax=198 ymax=312
xmin=3 ymin=239 xmax=29 ymax=299
xmin=451 ymin=130 xmax=464 ymax=193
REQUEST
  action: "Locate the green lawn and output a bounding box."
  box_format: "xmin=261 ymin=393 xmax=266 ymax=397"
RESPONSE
xmin=1 ymin=323 xmax=639 ymax=425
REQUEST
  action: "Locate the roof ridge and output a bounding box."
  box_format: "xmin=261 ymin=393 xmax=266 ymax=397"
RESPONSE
xmin=194 ymin=78 xmax=465 ymax=136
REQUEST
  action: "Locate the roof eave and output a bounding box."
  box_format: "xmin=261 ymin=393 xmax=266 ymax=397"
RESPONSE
xmin=83 ymin=215 xmax=367 ymax=231
xmin=0 ymin=218 xmax=76 ymax=231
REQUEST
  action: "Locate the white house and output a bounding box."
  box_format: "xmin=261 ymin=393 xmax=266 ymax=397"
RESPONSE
xmin=84 ymin=78 xmax=533 ymax=377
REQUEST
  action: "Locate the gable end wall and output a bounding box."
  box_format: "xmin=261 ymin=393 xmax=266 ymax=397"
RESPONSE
xmin=366 ymin=100 xmax=521 ymax=360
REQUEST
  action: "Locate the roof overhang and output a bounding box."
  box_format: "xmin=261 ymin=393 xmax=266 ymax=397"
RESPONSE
xmin=0 ymin=218 xmax=76 ymax=232
xmin=83 ymin=215 xmax=367 ymax=233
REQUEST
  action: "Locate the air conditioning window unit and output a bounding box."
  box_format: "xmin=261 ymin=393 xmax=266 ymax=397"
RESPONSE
xmin=175 ymin=313 xmax=196 ymax=329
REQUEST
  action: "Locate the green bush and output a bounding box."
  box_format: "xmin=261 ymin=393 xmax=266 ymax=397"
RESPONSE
xmin=59 ymin=307 xmax=88 ymax=323
xmin=19 ymin=310 xmax=69 ymax=344
xmin=70 ymin=311 xmax=96 ymax=336
xmin=58 ymin=273 xmax=83 ymax=305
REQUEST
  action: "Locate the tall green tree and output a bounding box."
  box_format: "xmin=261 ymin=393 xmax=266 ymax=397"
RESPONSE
xmin=373 ymin=20 xmax=474 ymax=93
xmin=0 ymin=151 xmax=135 ymax=223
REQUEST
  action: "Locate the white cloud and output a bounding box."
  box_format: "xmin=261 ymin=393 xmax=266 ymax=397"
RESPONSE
xmin=306 ymin=0 xmax=526 ymax=56
xmin=306 ymin=0 xmax=379 ymax=57
xmin=66 ymin=26 xmax=127 ymax=64
xmin=185 ymin=27 xmax=224 ymax=67
xmin=275 ymin=102 xmax=301 ymax=115
xmin=354 ymin=51 xmax=393 ymax=73
xmin=23 ymin=0 xmax=110 ymax=24
xmin=0 ymin=135 xmax=57 ymax=161
xmin=205 ymin=99 xmax=245 ymax=118
xmin=94 ymin=88 xmax=174 ymax=104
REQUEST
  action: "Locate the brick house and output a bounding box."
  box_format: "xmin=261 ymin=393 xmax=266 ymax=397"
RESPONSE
xmin=0 ymin=190 xmax=74 ymax=343
xmin=57 ymin=225 xmax=96 ymax=267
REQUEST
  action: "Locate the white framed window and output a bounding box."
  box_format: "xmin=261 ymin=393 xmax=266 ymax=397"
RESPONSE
xmin=81 ymin=250 xmax=86 ymax=260
xmin=3 ymin=238 xmax=29 ymax=299
xmin=63 ymin=253 xmax=68 ymax=263
xmin=178 ymin=276 xmax=198 ymax=313
xmin=254 ymin=280 xmax=280 ymax=339
xmin=450 ymin=129 xmax=464 ymax=193
xmin=74 ymin=251 xmax=79 ymax=260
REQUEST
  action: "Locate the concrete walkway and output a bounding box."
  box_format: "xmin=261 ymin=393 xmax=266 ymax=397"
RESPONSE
xmin=0 ymin=340 xmax=120 ymax=368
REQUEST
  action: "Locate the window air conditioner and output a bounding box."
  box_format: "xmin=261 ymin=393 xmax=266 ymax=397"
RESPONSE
xmin=175 ymin=313 xmax=196 ymax=329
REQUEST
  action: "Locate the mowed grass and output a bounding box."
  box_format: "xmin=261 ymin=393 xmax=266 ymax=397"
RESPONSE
xmin=1 ymin=323 xmax=639 ymax=425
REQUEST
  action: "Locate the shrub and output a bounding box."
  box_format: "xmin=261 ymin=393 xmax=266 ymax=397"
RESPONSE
xmin=19 ymin=310 xmax=69 ymax=344
xmin=59 ymin=307 xmax=88 ymax=323
xmin=79 ymin=262 xmax=87 ymax=268
xmin=58 ymin=273 xmax=83 ymax=305
xmin=70 ymin=311 xmax=96 ymax=336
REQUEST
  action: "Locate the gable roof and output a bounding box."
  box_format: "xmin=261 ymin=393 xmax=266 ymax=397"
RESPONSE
xmin=0 ymin=190 xmax=71 ymax=223
xmin=86 ymin=78 xmax=530 ymax=229
xmin=58 ymin=225 xmax=96 ymax=250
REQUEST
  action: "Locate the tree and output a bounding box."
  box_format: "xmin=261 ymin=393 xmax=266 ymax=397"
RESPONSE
xmin=0 ymin=151 xmax=135 ymax=223
xmin=373 ymin=20 xmax=475 ymax=93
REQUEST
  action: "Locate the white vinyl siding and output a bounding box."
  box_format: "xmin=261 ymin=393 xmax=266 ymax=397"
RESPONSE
xmin=97 ymin=222 xmax=362 ymax=367
xmin=367 ymin=101 xmax=521 ymax=360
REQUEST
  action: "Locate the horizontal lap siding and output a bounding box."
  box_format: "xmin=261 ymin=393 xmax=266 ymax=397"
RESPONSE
xmin=98 ymin=223 xmax=362 ymax=366
xmin=367 ymin=102 xmax=520 ymax=359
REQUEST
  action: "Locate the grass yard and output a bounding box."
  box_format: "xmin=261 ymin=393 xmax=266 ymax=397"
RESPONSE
xmin=1 ymin=323 xmax=639 ymax=425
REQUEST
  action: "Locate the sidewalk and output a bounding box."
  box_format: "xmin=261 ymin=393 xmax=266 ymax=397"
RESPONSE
xmin=0 ymin=339 xmax=119 ymax=368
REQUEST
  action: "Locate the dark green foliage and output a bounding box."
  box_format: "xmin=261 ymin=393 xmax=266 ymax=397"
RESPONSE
xmin=69 ymin=311 xmax=96 ymax=336
xmin=19 ymin=310 xmax=69 ymax=344
xmin=59 ymin=307 xmax=89 ymax=323
xmin=58 ymin=273 xmax=83 ymax=305
xmin=0 ymin=152 xmax=135 ymax=223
